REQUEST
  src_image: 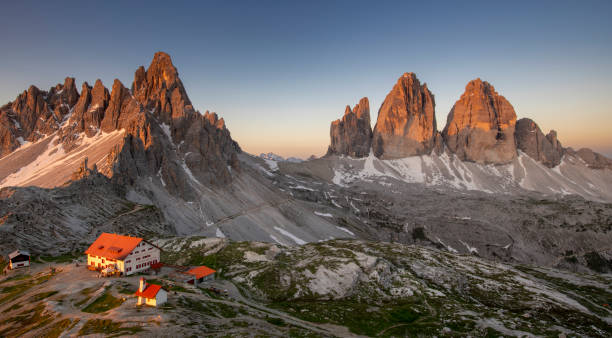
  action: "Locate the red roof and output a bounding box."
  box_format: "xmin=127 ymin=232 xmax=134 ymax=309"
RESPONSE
xmin=187 ymin=266 xmax=216 ymax=279
xmin=84 ymin=233 xmax=142 ymax=260
xmin=134 ymin=283 xmax=163 ymax=299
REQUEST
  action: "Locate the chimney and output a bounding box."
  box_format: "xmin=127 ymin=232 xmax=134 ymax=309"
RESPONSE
xmin=139 ymin=277 xmax=145 ymax=292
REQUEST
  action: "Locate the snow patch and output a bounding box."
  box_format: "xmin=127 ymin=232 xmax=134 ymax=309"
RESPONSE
xmin=215 ymin=228 xmax=226 ymax=238
xmin=336 ymin=226 xmax=355 ymax=236
xmin=274 ymin=226 xmax=307 ymax=245
xmin=459 ymin=240 xmax=479 ymax=254
xmin=264 ymin=159 xmax=278 ymax=171
xmin=160 ymin=123 xmax=173 ymax=143
xmin=181 ymin=161 xmax=203 ymax=187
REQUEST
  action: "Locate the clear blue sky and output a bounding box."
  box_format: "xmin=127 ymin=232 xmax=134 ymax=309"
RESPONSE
xmin=1 ymin=0 xmax=611 ymax=158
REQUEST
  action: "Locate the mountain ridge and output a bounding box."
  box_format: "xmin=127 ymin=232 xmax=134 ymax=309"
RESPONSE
xmin=326 ymin=73 xmax=612 ymax=171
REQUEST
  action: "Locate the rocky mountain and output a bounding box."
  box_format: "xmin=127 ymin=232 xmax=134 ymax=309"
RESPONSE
xmin=0 ymin=77 xmax=79 ymax=157
xmin=325 ymin=73 xmax=611 ymax=172
xmin=326 ymin=97 xmax=372 ymax=158
xmin=0 ymin=52 xmax=354 ymax=254
xmin=0 ymin=52 xmax=240 ymax=194
xmin=2 ymin=57 xmax=612 ymax=276
xmin=442 ymin=78 xmax=518 ymax=164
xmin=259 ymin=152 xmax=303 ymax=163
xmin=566 ymin=147 xmax=612 ymax=170
xmin=372 ymin=73 xmax=439 ymax=159
xmin=515 ymin=118 xmax=564 ymax=167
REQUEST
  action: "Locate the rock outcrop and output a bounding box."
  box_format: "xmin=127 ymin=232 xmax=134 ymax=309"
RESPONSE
xmin=442 ymin=79 xmax=517 ymax=164
xmin=515 ymin=118 xmax=564 ymax=167
xmin=124 ymin=52 xmax=240 ymax=190
xmin=372 ymin=73 xmax=437 ymax=159
xmin=327 ymin=97 xmax=372 ymax=158
xmin=566 ymin=148 xmax=612 ymax=170
xmin=0 ymin=77 xmax=81 ymax=157
xmin=68 ymin=80 xmax=110 ymax=137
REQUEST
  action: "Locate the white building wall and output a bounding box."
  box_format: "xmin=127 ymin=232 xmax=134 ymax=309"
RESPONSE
xmin=87 ymin=240 xmax=159 ymax=276
xmin=122 ymin=241 xmax=160 ymax=276
xmin=155 ymin=289 xmax=167 ymax=306
xmin=9 ymin=260 xmax=29 ymax=269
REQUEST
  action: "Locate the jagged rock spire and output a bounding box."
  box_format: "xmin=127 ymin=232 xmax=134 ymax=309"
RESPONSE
xmin=515 ymin=118 xmax=564 ymax=167
xmin=132 ymin=51 xmax=194 ymax=123
xmin=372 ymin=72 xmax=437 ymax=159
xmin=327 ymin=97 xmax=372 ymax=158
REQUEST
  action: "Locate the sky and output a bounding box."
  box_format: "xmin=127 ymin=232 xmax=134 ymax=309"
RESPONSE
xmin=1 ymin=1 xmax=611 ymax=158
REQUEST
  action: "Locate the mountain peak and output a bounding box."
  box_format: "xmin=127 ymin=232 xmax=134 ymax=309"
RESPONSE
xmin=148 ymin=51 xmax=179 ymax=87
xmin=372 ymin=72 xmax=437 ymax=159
xmin=464 ymin=78 xmax=498 ymax=97
xmin=327 ymin=97 xmax=372 ymax=158
xmin=443 ymin=78 xmax=517 ymax=164
xmin=132 ymin=52 xmax=193 ymax=122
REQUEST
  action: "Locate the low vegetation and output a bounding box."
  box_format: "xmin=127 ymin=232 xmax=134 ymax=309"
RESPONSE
xmin=35 ymin=252 xmax=81 ymax=264
xmin=0 ymin=272 xmax=54 ymax=305
xmin=82 ymin=291 xmax=125 ymax=313
xmin=0 ymin=303 xmax=55 ymax=337
xmin=78 ymin=319 xmax=143 ymax=336
xmin=30 ymin=290 xmax=59 ymax=302
xmin=41 ymin=318 xmax=79 ymax=338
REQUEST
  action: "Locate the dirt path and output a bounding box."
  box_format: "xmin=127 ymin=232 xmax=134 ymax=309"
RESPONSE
xmin=211 ymin=198 xmax=292 ymax=227
xmin=206 ymin=279 xmax=361 ymax=337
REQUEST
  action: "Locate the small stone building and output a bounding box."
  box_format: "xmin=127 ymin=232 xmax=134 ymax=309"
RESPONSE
xmin=8 ymin=250 xmax=30 ymax=269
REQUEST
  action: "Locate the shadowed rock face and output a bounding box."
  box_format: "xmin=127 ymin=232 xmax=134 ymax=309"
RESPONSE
xmin=373 ymin=73 xmax=437 ymax=159
xmin=515 ymin=118 xmax=564 ymax=167
xmin=442 ymin=79 xmax=517 ymax=164
xmin=327 ymin=97 xmax=372 ymax=158
xmin=124 ymin=52 xmax=241 ymax=190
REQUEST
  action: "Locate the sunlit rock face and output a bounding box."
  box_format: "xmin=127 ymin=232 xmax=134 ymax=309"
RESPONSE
xmin=0 ymin=77 xmax=79 ymax=157
xmin=372 ymin=73 xmax=437 ymax=159
xmin=442 ymin=78 xmax=517 ymax=164
xmin=327 ymin=97 xmax=372 ymax=158
xmin=0 ymin=52 xmax=241 ymax=195
xmin=515 ymin=118 xmax=564 ymax=167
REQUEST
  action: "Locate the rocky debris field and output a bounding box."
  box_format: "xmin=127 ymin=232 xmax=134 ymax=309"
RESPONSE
xmin=270 ymin=155 xmax=612 ymax=275
xmin=0 ymin=174 xmax=173 ymax=256
xmin=156 ymin=236 xmax=612 ymax=336
xmin=1 ymin=237 xmax=610 ymax=337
